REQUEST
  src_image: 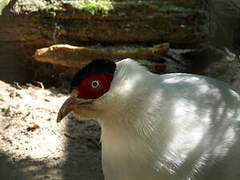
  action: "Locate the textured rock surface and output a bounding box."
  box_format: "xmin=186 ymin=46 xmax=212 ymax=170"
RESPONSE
xmin=209 ymin=0 xmax=240 ymax=53
xmin=34 ymin=43 xmax=169 ymax=69
xmin=0 ymin=0 xmax=206 ymax=47
xmin=0 ymin=0 xmax=208 ymax=86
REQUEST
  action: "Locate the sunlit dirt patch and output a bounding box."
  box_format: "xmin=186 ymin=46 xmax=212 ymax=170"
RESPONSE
xmin=0 ymin=81 xmax=68 ymax=160
xmin=0 ymin=80 xmax=102 ymax=179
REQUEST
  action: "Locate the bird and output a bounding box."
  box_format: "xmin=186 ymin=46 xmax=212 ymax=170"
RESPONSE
xmin=57 ymin=58 xmax=240 ymax=180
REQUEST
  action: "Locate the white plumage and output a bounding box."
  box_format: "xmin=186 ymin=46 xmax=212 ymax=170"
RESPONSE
xmin=63 ymin=59 xmax=240 ymax=180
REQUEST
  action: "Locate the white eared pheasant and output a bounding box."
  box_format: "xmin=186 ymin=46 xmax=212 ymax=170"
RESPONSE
xmin=57 ymin=58 xmax=240 ymax=180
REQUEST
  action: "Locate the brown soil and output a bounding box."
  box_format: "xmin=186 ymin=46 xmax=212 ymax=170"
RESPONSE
xmin=0 ymin=80 xmax=103 ymax=180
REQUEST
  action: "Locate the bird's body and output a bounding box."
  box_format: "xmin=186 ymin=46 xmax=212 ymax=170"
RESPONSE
xmin=58 ymin=58 xmax=240 ymax=180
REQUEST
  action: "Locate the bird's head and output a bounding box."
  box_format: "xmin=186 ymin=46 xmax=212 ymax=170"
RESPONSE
xmin=57 ymin=59 xmax=116 ymax=122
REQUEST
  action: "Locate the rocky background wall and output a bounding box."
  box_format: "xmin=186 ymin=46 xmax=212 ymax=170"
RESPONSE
xmin=0 ymin=0 xmax=208 ymax=86
xmin=0 ymin=0 xmax=239 ymax=91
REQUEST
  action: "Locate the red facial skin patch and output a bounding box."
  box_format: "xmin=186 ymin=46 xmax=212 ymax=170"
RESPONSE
xmin=77 ymin=74 xmax=113 ymax=99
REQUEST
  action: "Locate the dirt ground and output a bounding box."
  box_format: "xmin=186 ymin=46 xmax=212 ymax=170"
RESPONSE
xmin=0 ymin=80 xmax=104 ymax=180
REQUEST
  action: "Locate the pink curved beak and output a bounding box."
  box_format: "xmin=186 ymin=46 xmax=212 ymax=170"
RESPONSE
xmin=57 ymin=90 xmax=93 ymax=122
xmin=57 ymin=96 xmax=79 ymax=122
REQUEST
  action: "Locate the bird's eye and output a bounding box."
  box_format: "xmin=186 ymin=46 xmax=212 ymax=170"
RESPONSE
xmin=91 ymin=80 xmax=101 ymax=88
